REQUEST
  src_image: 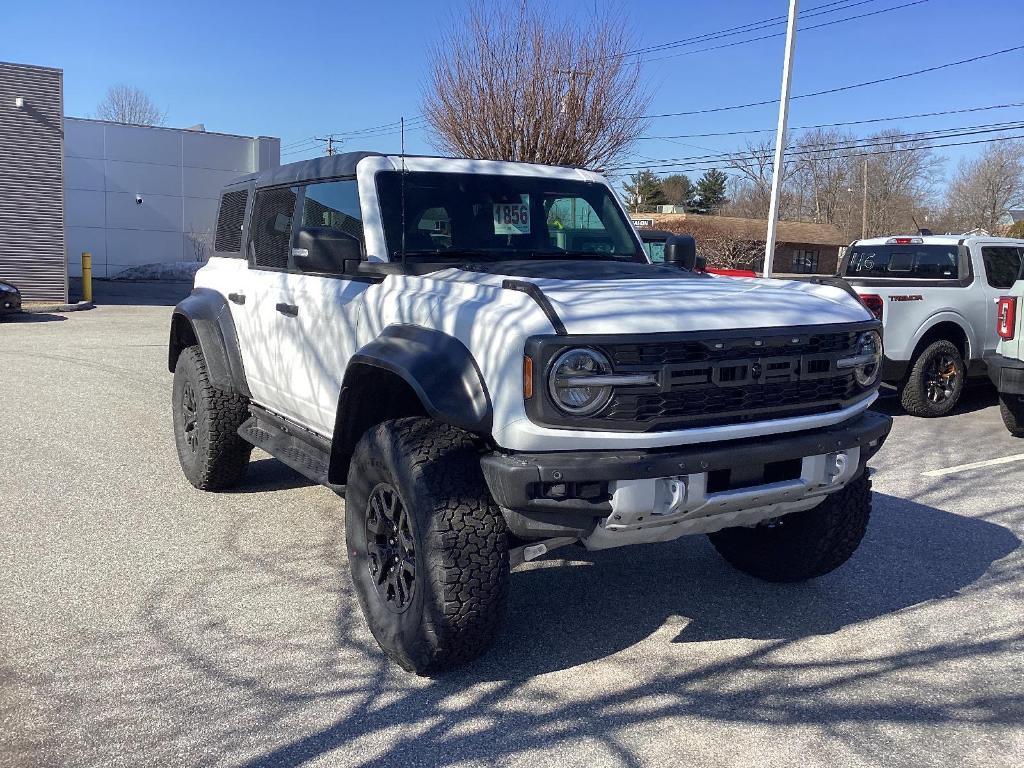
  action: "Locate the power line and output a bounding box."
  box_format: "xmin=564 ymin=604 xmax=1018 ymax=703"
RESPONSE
xmin=638 ymin=0 xmax=930 ymax=64
xmin=637 ymin=44 xmax=1024 ymax=119
xmin=605 ymin=0 xmax=881 ymax=60
xmin=615 ymin=120 xmax=1024 ymax=170
xmin=637 ymin=102 xmax=1024 ymax=140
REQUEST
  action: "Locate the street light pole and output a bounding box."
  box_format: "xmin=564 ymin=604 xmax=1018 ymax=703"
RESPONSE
xmin=762 ymin=0 xmax=799 ymax=278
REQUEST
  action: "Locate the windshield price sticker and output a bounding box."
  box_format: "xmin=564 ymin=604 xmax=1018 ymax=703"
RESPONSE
xmin=493 ymin=199 xmax=531 ymax=235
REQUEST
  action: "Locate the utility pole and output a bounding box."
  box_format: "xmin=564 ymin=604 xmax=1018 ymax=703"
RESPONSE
xmin=315 ymin=135 xmax=341 ymax=156
xmin=861 ymin=156 xmax=869 ymax=239
xmin=762 ymin=0 xmax=799 ymax=278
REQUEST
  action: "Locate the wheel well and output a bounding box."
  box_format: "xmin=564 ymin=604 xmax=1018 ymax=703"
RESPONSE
xmin=911 ymin=321 xmax=969 ymax=362
xmin=328 ymin=364 xmax=429 ymax=485
xmin=168 ymin=313 xmax=198 ymax=373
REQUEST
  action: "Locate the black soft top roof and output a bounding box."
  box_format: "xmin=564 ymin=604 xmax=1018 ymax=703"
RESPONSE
xmin=225 ymin=151 xmax=385 ymax=189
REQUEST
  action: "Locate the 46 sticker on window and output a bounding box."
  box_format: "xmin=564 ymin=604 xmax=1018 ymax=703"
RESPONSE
xmin=493 ymin=196 xmax=531 ymax=235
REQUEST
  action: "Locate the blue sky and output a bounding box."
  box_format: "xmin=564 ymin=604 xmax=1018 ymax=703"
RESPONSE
xmin=4 ymin=0 xmax=1022 ymax=181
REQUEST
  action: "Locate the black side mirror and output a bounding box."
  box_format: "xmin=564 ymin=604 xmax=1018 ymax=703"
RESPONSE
xmin=695 ymin=255 xmax=708 ymax=272
xmin=293 ymin=227 xmax=362 ymax=274
xmin=663 ymin=235 xmax=698 ymax=271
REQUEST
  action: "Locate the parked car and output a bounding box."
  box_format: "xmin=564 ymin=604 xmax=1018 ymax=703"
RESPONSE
xmin=638 ymin=228 xmax=758 ymax=277
xmin=840 ymin=234 xmax=1024 ymax=417
xmin=169 ymin=152 xmax=891 ymax=674
xmin=0 ymin=280 xmax=22 ymax=317
xmin=986 ymin=250 xmax=1024 ymax=435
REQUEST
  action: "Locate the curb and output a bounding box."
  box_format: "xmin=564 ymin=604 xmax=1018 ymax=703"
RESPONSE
xmin=19 ymin=301 xmax=95 ymax=314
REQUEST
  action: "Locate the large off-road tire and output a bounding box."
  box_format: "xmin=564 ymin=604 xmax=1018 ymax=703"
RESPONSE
xmin=171 ymin=345 xmax=252 ymax=490
xmin=898 ymin=339 xmax=965 ymax=417
xmin=999 ymin=393 xmax=1024 ymax=437
xmin=345 ymin=417 xmax=509 ymax=675
xmin=708 ymin=474 xmax=871 ymax=583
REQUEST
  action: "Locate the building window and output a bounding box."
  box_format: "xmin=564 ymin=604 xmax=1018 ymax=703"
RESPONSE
xmin=793 ymin=249 xmax=820 ymax=274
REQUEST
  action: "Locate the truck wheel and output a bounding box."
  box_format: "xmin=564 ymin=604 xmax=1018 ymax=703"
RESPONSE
xmin=898 ymin=339 xmax=965 ymax=417
xmin=708 ymin=474 xmax=871 ymax=583
xmin=999 ymin=394 xmax=1024 ymax=437
xmin=171 ymin=345 xmax=252 ymax=490
xmin=345 ymin=418 xmax=509 ymax=675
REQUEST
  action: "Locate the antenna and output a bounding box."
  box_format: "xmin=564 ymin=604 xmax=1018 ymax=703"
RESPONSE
xmin=400 ymin=116 xmax=407 ymax=272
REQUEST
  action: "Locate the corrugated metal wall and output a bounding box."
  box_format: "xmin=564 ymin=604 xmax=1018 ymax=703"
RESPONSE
xmin=0 ymin=62 xmax=66 ymax=303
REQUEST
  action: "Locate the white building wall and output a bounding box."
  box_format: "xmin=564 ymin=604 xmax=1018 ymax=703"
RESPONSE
xmin=64 ymin=118 xmax=279 ymax=278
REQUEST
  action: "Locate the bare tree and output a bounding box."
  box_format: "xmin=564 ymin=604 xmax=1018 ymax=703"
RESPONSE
xmin=423 ymin=0 xmax=649 ymax=168
xmin=96 ymin=84 xmax=166 ymax=126
xmin=724 ymin=136 xmax=795 ymax=219
xmin=854 ymin=131 xmax=942 ymax=238
xmin=791 ymin=128 xmax=856 ymax=225
xmin=944 ymin=139 xmax=1024 ymax=232
xmin=186 ymin=224 xmax=213 ymax=262
xmin=660 ymin=217 xmax=762 ymax=270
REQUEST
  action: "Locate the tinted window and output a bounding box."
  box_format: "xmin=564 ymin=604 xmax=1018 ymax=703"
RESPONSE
xmin=982 ymin=246 xmax=1023 ymax=289
xmin=844 ymin=244 xmax=959 ymax=279
xmin=214 ymin=189 xmax=248 ymax=253
xmin=301 ymin=179 xmax=364 ymax=243
xmin=376 ymin=172 xmax=642 ymax=262
xmin=249 ymin=187 xmax=298 ymax=270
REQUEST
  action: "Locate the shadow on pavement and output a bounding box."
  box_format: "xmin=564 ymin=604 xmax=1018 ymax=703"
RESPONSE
xmin=17 ymin=491 xmax=1020 ymax=767
xmin=227 ymin=458 xmax=316 ymax=494
xmin=69 ymin=278 xmax=192 ymax=307
xmin=3 ymin=312 xmax=67 ymax=323
xmin=871 ymin=382 xmax=998 ymax=417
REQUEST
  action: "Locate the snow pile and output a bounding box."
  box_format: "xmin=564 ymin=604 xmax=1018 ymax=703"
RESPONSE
xmin=109 ymin=262 xmax=205 ymax=281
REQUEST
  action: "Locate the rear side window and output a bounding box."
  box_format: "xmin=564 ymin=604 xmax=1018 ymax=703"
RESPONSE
xmin=982 ymin=246 xmax=1023 ymax=289
xmin=301 ymin=180 xmax=364 ymax=243
xmin=213 ymin=189 xmax=248 ymax=253
xmin=844 ymin=245 xmax=959 ymax=279
xmin=249 ymin=187 xmax=298 ymax=270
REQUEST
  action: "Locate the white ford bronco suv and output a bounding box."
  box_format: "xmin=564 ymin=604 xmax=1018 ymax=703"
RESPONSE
xmin=169 ymin=153 xmax=891 ymax=674
xmin=986 ymin=250 xmax=1024 ymax=435
xmin=840 ymin=234 xmax=1024 ymax=417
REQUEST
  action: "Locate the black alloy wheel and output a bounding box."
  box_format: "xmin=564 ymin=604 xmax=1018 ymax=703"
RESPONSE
xmin=924 ymin=351 xmax=959 ymax=405
xmin=365 ymin=483 xmax=417 ymax=612
xmin=181 ymin=381 xmax=199 ymax=453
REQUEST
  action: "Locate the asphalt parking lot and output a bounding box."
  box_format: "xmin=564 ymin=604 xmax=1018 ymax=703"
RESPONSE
xmin=1 ymin=298 xmax=1022 ymax=768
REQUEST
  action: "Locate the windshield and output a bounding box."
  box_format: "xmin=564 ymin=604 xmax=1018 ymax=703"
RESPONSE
xmin=844 ymin=244 xmax=960 ymax=279
xmin=376 ymin=171 xmax=644 ymax=262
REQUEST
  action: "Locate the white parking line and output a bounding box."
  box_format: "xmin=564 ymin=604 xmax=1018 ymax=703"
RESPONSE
xmin=922 ymin=453 xmax=1024 ymax=478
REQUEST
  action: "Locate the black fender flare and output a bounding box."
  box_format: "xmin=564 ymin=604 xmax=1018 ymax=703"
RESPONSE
xmin=168 ymin=288 xmax=250 ymax=397
xmin=343 ymin=325 xmax=492 ymax=433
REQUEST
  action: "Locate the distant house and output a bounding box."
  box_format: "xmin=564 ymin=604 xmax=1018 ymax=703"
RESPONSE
xmin=632 ymin=212 xmax=848 ymax=275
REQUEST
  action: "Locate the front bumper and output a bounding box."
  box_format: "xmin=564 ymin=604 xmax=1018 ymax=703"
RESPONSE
xmin=481 ymin=411 xmax=891 ymax=545
xmin=986 ymin=353 xmax=1024 ymax=395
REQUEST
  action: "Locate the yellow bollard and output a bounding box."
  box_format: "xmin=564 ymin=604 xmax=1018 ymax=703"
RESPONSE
xmin=82 ymin=252 xmax=92 ymax=303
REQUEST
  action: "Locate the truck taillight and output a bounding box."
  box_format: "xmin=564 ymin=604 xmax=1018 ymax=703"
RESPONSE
xmin=860 ymin=293 xmax=883 ymax=321
xmin=997 ymin=296 xmax=1017 ymax=340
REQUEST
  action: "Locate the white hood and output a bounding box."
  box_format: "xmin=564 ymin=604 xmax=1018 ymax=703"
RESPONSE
xmin=437 ymin=269 xmax=871 ymax=335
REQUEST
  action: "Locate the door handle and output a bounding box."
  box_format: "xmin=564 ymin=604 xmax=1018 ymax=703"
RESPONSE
xmin=228 ymin=292 xmax=246 ymax=305
xmin=275 ymin=302 xmax=299 ymax=317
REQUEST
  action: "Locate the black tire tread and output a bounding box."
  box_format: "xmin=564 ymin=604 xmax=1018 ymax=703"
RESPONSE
xmin=348 ymin=418 xmax=508 ymax=675
xmin=999 ymin=393 xmax=1024 ymax=437
xmin=173 ymin=346 xmax=251 ymax=490
xmin=899 ymin=339 xmax=964 ymax=418
xmin=708 ymin=474 xmax=871 ymax=582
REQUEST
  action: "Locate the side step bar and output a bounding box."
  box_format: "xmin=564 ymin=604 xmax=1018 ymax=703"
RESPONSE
xmin=238 ymin=405 xmax=344 ymax=494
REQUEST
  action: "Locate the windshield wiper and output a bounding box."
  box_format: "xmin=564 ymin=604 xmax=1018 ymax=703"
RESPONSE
xmin=530 ymin=250 xmax=634 ymax=261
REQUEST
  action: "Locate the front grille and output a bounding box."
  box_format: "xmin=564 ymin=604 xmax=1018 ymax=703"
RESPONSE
xmin=526 ymin=324 xmax=876 ymax=432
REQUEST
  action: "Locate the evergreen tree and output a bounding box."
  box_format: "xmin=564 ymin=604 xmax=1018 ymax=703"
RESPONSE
xmin=623 ymin=170 xmax=666 ymax=209
xmin=661 ymin=174 xmax=696 ymax=209
xmin=695 ymin=169 xmax=729 ymax=213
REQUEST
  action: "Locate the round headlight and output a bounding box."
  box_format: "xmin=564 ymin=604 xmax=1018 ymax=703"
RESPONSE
xmin=548 ymin=348 xmax=613 ymax=416
xmin=854 ymin=330 xmax=882 ymax=387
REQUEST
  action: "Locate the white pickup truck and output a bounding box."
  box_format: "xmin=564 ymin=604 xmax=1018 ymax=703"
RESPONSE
xmin=840 ymin=234 xmax=1024 ymax=417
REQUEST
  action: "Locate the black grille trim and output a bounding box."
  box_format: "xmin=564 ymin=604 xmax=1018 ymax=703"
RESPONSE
xmin=524 ymin=321 xmax=880 ymax=432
